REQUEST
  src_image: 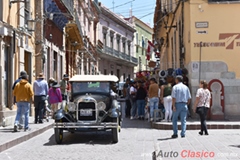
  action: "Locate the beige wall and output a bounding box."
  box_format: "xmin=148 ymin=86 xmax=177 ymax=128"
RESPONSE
xmin=188 ymin=1 xmax=240 ymax=78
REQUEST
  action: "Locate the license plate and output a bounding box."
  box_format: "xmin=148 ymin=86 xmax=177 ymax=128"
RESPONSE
xmin=80 ymin=109 xmax=92 ymax=116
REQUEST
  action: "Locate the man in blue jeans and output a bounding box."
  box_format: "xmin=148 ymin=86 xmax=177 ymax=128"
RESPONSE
xmin=148 ymin=78 xmax=159 ymax=121
xmin=171 ymin=75 xmax=191 ymax=138
xmin=13 ymin=74 xmax=34 ymax=132
xmin=12 ymin=70 xmax=27 ymax=129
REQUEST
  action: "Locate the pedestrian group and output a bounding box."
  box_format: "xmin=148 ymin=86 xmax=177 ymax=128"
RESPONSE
xmin=12 ymin=71 xmax=69 ymax=132
xmin=123 ymin=75 xmax=211 ymax=138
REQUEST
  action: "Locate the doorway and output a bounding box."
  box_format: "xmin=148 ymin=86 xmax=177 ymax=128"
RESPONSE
xmin=4 ymin=46 xmax=9 ymax=107
xmin=24 ymin=51 xmax=32 ymax=83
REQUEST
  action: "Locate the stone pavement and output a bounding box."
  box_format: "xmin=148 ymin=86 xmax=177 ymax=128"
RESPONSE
xmin=0 ymin=117 xmax=54 ymax=153
xmin=0 ymin=114 xmax=240 ymax=160
xmin=152 ymin=129 xmax=240 ymax=160
xmin=152 ymin=120 xmax=240 ymax=130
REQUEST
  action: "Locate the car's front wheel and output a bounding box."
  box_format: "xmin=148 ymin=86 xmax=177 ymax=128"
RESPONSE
xmin=112 ymin=118 xmax=119 ymax=143
xmin=54 ymin=128 xmax=63 ymax=144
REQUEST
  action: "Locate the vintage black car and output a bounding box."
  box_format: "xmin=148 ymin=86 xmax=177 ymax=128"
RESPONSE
xmin=54 ymin=75 xmax=122 ymax=144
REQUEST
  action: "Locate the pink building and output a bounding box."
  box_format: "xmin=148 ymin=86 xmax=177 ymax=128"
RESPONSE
xmin=95 ymin=3 xmax=138 ymax=81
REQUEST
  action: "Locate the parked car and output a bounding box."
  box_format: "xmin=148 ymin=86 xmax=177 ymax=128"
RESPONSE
xmin=54 ymin=75 xmax=122 ymax=144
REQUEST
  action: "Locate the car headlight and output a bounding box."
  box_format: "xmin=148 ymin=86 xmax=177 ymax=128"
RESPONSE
xmin=97 ymin=101 xmax=106 ymax=110
xmin=67 ymin=102 xmax=76 ymax=112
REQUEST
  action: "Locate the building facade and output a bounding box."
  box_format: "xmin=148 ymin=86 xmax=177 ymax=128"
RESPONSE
xmin=131 ymin=16 xmax=153 ymax=73
xmin=154 ymin=0 xmax=240 ymax=120
xmin=96 ymin=3 xmax=138 ymax=81
xmin=0 ymin=0 xmax=36 ymax=126
xmin=41 ymin=0 xmax=74 ymax=82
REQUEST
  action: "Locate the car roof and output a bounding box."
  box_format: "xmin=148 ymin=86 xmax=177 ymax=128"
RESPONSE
xmin=69 ymin=75 xmax=119 ymax=82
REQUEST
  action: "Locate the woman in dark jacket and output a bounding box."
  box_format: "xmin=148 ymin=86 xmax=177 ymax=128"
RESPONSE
xmin=136 ymin=80 xmax=147 ymax=120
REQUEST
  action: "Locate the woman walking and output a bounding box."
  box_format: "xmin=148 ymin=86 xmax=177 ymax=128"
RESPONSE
xmin=194 ymin=80 xmax=211 ymax=135
xmin=160 ymin=78 xmax=173 ymax=122
xmin=48 ymin=81 xmax=62 ymax=114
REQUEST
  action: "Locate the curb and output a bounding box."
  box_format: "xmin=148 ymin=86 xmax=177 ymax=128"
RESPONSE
xmin=0 ymin=123 xmax=54 ymax=153
xmin=152 ymin=122 xmax=240 ymax=130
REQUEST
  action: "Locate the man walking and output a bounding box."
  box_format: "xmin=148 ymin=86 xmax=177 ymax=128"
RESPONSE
xmin=33 ymin=73 xmax=49 ymax=123
xmin=13 ymin=73 xmax=34 ymax=132
xmin=171 ymin=75 xmax=191 ymax=138
xmin=12 ymin=70 xmax=27 ymax=129
xmin=148 ymin=78 xmax=159 ymax=121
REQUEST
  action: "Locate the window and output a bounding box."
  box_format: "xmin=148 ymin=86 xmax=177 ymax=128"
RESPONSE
xmin=25 ymin=0 xmax=30 ymax=26
xmin=110 ymin=34 xmax=114 ymax=49
xmin=104 ymin=69 xmax=107 ymax=75
xmin=53 ymin=51 xmax=58 ymax=79
xmin=136 ymin=46 xmax=138 ymax=53
xmin=122 ymin=40 xmax=126 ymax=53
xmin=136 ymin=32 xmax=138 ymax=45
xmin=128 ymin=43 xmax=131 ymax=55
xmin=141 ymin=36 xmax=144 ymax=48
xmin=103 ymin=33 xmax=107 ymax=46
xmin=111 ymin=71 xmax=113 ymax=75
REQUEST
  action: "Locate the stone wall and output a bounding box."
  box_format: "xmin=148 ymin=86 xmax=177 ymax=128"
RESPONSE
xmin=187 ymin=61 xmax=240 ymax=120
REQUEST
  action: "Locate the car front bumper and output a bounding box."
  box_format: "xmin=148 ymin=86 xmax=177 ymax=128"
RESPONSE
xmin=54 ymin=122 xmax=118 ymax=129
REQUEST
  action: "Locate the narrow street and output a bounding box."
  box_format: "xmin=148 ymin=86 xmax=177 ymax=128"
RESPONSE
xmin=0 ymin=118 xmax=159 ymax=160
xmin=0 ymin=117 xmax=240 ymax=160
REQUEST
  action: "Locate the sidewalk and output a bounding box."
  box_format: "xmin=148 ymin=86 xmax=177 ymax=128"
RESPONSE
xmin=152 ymin=120 xmax=240 ymax=130
xmin=0 ymin=117 xmax=54 ymax=153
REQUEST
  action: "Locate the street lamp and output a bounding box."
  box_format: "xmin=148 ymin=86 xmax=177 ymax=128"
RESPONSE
xmin=27 ymin=19 xmax=36 ymax=32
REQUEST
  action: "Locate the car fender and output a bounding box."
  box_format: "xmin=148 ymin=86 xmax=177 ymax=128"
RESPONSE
xmin=54 ymin=109 xmax=65 ymax=121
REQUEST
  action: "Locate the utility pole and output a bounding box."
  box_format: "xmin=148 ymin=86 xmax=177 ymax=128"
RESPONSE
xmin=35 ymin=0 xmax=44 ymax=76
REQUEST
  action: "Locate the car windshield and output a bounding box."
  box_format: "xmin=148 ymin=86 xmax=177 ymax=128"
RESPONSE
xmin=72 ymin=82 xmax=110 ymax=94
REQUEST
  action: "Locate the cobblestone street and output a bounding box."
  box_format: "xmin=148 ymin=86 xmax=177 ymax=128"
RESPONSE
xmin=0 ymin=117 xmax=240 ymax=160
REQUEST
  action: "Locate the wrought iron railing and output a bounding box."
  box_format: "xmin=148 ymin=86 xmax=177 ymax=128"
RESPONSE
xmin=131 ymin=56 xmax=138 ymax=64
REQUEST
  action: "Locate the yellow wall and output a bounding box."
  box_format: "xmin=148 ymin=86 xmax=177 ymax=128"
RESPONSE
xmin=189 ymin=0 xmax=240 ymax=77
xmin=2 ymin=1 xmax=36 ymax=81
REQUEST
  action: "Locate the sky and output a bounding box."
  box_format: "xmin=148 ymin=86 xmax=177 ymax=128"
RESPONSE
xmin=99 ymin=0 xmax=156 ymax=27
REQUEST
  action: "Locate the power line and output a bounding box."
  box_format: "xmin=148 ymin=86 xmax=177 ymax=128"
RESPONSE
xmin=109 ymin=0 xmax=135 ymax=9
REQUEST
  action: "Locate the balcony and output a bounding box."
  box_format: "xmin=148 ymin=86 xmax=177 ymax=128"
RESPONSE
xmin=65 ymin=10 xmax=84 ymax=49
xmin=52 ymin=0 xmax=74 ymax=17
xmin=101 ymin=46 xmax=138 ymax=65
xmin=131 ymin=57 xmax=138 ymax=64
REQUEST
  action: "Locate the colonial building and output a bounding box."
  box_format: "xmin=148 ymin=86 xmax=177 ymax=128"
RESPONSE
xmin=0 ymin=0 xmax=36 ymax=126
xmin=76 ymin=0 xmax=99 ymax=76
xmin=41 ymin=0 xmax=74 ymax=82
xmin=96 ymin=3 xmax=138 ymax=81
xmin=154 ymin=0 xmax=240 ymax=120
xmin=130 ymin=16 xmax=153 ymax=73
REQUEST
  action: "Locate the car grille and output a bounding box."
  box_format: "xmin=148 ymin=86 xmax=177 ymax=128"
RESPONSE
xmin=78 ymin=102 xmax=96 ymax=121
